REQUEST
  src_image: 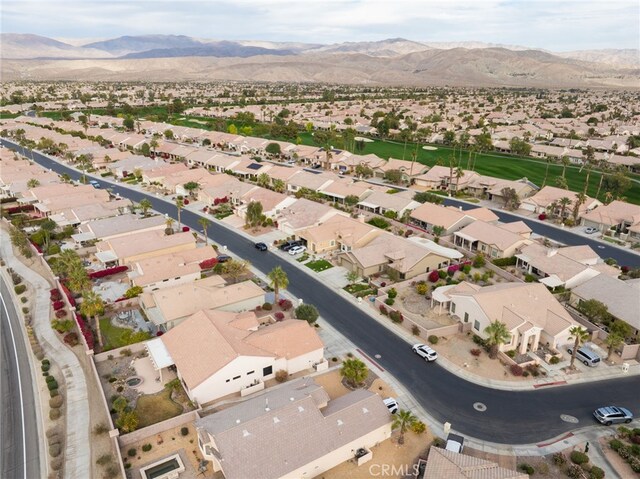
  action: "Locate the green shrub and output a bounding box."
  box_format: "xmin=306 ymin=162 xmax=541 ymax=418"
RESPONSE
xmin=610 ymin=439 xmax=623 ymax=451
xmin=518 ymin=463 xmax=534 ymax=475
xmin=384 ymin=297 xmax=395 ymax=306
xmin=570 ymin=450 xmax=589 ymax=465
xmin=20 ymin=296 xmax=28 ymax=303
xmin=505 ymin=350 xmax=516 ymax=358
xmin=524 ymin=274 xmax=536 ymax=283
xmin=181 ymin=426 xmax=189 ymax=436
xmin=294 ymin=304 xmax=319 ymax=324
xmin=387 ymin=288 xmax=398 ymax=299
xmin=472 ymin=254 xmax=485 ymax=268
xmin=492 ymin=256 xmax=517 ymax=267
xmin=128 ymin=448 xmax=137 ymax=457
xmin=49 ymin=443 xmax=62 ymax=458
xmin=462 ymin=265 xmax=471 ymax=274
xmin=14 ymin=284 xmax=27 ymax=295
xmin=46 ymin=375 xmax=56 ymax=383
xmin=142 ymin=443 xmax=152 ymax=452
xmin=47 ymin=380 xmax=59 ymax=390
xmin=438 ymin=270 xmax=447 ymax=279
xmin=412 ymin=325 xmax=421 ymax=336
xmin=49 ymin=389 xmax=59 ymax=398
xmin=262 ymin=302 xmax=273 ymax=311
xmin=415 ymin=283 xmax=428 ymax=295
xmin=549 ymin=356 xmax=560 ymax=365
xmin=96 ymin=454 xmax=113 ymax=466
xmin=50 ymin=458 xmax=63 ymax=471
xmin=389 ymin=311 xmax=403 ymax=323
xmin=566 ymin=464 xmax=584 ymax=479
xmin=428 ymin=335 xmax=438 ymax=345
xmin=589 ymin=466 xmax=604 ymax=479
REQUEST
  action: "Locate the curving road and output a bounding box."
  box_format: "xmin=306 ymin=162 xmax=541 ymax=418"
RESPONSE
xmin=5 ymin=139 xmax=640 ymax=445
xmin=1 ymin=278 xmax=41 ymax=479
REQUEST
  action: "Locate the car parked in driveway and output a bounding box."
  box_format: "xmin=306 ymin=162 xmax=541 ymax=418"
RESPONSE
xmin=254 ymin=242 xmax=268 ymax=251
xmin=593 ymin=406 xmax=633 ymax=425
xmin=445 ymin=433 xmax=465 ymax=453
xmin=383 ymin=397 xmax=398 ymax=414
xmin=585 ymin=227 xmax=598 ymax=234
xmin=216 ymin=254 xmax=231 ymax=263
xmin=279 ymin=240 xmax=301 ymax=252
xmin=288 ymin=245 xmax=306 ymax=255
xmin=412 ymin=343 xmax=438 ymax=362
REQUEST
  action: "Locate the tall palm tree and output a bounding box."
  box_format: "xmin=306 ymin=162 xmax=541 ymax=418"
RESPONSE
xmin=340 ymin=358 xmax=368 ymax=388
xmin=175 ymin=197 xmax=184 ymax=230
xmin=393 ymin=410 xmax=418 ymax=445
xmin=80 ymin=290 xmax=105 ymax=349
xmin=560 ymin=155 xmax=570 ymax=178
xmin=267 ymin=266 xmax=289 ymax=305
xmin=67 ymin=264 xmax=91 ymax=293
xmin=541 ymin=158 xmax=551 ymax=187
xmin=198 ymin=217 xmax=211 ymax=245
xmin=558 ymin=197 xmax=572 ymax=220
xmin=138 ymin=198 xmax=152 ymax=217
xmin=568 ymin=326 xmax=590 ymax=369
xmin=454 ymin=167 xmax=464 ymax=195
xmin=484 ymin=321 xmax=511 ymax=358
xmin=582 ymin=146 xmax=595 ymax=195
xmin=165 ymin=217 xmax=175 ymax=235
xmin=572 ymin=192 xmax=587 ymax=223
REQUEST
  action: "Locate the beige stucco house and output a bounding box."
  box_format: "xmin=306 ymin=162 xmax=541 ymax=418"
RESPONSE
xmin=433 ymin=282 xmax=580 ymax=354
xmin=94 ymin=230 xmax=197 ymax=266
xmin=580 ymin=200 xmax=640 ymax=242
xmin=298 ymin=214 xmax=381 ymax=254
xmin=410 ymin=203 xmax=498 ymax=235
xmin=453 ymin=221 xmax=531 ymax=258
xmin=156 ymin=310 xmax=325 ymax=405
xmin=196 ymin=379 xmax=391 ymax=479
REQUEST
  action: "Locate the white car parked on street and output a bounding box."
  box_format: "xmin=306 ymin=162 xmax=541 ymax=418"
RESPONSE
xmin=412 ymin=343 xmax=438 ymax=362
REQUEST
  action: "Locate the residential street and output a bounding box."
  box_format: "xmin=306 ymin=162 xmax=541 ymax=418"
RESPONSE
xmin=0 ymin=278 xmax=41 ymax=479
xmin=6 ymin=140 xmax=640 ymax=445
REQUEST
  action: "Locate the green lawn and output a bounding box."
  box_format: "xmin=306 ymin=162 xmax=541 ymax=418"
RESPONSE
xmin=305 ymin=259 xmax=333 ymax=272
xmin=99 ymin=318 xmax=131 ymax=351
xmin=134 ymin=388 xmax=183 ymax=428
xmin=343 ymin=283 xmax=376 ymax=298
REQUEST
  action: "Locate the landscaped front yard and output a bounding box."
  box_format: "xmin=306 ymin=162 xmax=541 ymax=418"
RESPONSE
xmin=305 ymin=259 xmax=333 ymax=272
xmin=344 ymin=282 xmax=376 ymax=297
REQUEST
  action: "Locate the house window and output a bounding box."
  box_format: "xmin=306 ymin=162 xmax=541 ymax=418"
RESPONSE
xmin=451 ymin=303 xmax=456 ymax=313
xmin=464 ymin=312 xmax=469 ymax=323
xmin=225 ymin=379 xmax=230 ymax=383
xmin=247 ymin=371 xmax=254 ymax=375
xmin=330 ymin=240 xmax=335 ymax=246
xmin=232 ymin=375 xmax=241 ymax=380
xmin=474 ymin=320 xmax=480 ymax=331
xmin=263 ymin=366 xmax=273 ymax=377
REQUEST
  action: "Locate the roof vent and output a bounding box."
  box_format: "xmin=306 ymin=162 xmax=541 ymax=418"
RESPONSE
xmin=242 ymin=430 xmax=250 ymax=437
xmin=273 ymin=417 xmax=280 ymax=424
xmin=337 ymin=419 xmax=344 ymax=426
xmin=298 ymin=406 xmax=305 ymax=413
xmin=362 ymin=407 xmax=369 ymax=414
xmin=235 ymin=419 xmax=240 ymax=424
xmin=290 ymin=397 xmax=295 ymax=401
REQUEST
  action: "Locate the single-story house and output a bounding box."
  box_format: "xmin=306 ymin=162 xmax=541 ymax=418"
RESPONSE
xmin=453 ymin=221 xmax=531 ymax=258
xmin=521 ymin=186 xmax=601 ymax=218
xmin=94 ymin=230 xmax=197 ymax=266
xmin=410 ymin=203 xmax=498 ymax=235
xmin=580 ymin=200 xmax=640 ymax=241
xmin=298 ymin=214 xmax=381 ymax=254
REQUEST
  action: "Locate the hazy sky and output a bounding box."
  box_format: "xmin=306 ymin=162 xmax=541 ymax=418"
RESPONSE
xmin=3 ymin=0 xmax=639 ymax=51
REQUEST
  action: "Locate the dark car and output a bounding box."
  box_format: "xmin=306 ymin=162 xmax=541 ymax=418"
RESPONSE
xmin=216 ymin=254 xmax=231 ymax=263
xmin=279 ymin=240 xmax=301 ymax=252
xmin=255 ymin=242 xmax=268 ymax=251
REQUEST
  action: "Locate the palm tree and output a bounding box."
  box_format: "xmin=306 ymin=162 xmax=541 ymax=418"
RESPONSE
xmin=272 ymin=179 xmax=286 ymax=193
xmin=138 ymin=198 xmax=152 ymax=217
xmin=393 ymin=409 xmax=418 ymax=445
xmin=581 ymin=146 xmax=595 ymax=195
xmin=454 ymin=167 xmax=464 ymax=195
xmin=198 ymin=217 xmax=211 ymax=245
xmin=541 ymin=158 xmax=551 ymax=188
xmin=175 ymin=197 xmax=184 ymax=230
xmin=483 ymin=321 xmax=511 ymax=358
xmin=572 ymin=192 xmax=587 ymax=223
xmin=267 ymin=266 xmax=289 ymax=305
xmin=568 ymin=326 xmax=590 ymax=369
xmin=80 ymin=290 xmax=105 ymax=349
xmin=558 ymin=197 xmax=572 ymax=220
xmin=257 ymin=172 xmax=270 ymax=188
xmin=560 ymin=155 xmax=570 ymax=178
xmin=340 ymin=358 xmax=368 ymax=388
xmin=165 ymin=217 xmax=175 ymax=235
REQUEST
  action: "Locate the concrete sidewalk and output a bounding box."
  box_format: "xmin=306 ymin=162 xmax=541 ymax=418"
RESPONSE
xmin=0 ymin=228 xmax=91 ymax=479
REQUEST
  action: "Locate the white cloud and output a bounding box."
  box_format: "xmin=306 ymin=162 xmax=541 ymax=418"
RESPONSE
xmin=2 ymin=0 xmax=638 ymax=50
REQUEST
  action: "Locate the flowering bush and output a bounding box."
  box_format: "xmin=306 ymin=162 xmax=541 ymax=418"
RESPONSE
xmin=55 ymin=309 xmax=67 ymax=319
xmin=428 ymin=270 xmax=440 ymax=283
xmin=182 ymin=226 xmax=189 ymax=232
xmin=389 ymin=311 xmax=403 ymax=323
xmin=538 ymin=213 xmax=547 ymax=221
xmin=88 ymin=265 xmax=128 ymax=279
xmin=30 ymin=241 xmax=43 ymax=254
xmin=278 ymin=299 xmax=293 ymax=311
xmin=447 ymin=264 xmax=460 ymax=275
xmin=156 ymin=331 xmax=164 ymax=337
xmin=50 ymin=289 xmax=62 ymax=301
xmin=213 ymin=196 xmax=229 ymax=205
xmin=621 ymin=265 xmax=630 ymax=274
xmin=199 ymin=258 xmax=218 ymax=270
xmin=63 ymin=332 xmax=79 ymax=347
xmin=379 ymin=304 xmax=388 ymax=316
xmin=52 ymin=300 xmax=65 ymax=311
xmin=470 ymin=348 xmax=482 ymax=356
xmin=74 ymin=313 xmax=94 ymax=350
xmin=59 ymin=282 xmax=76 ymax=307
xmin=510 ymin=364 xmax=524 ymax=376
xmin=274 ymin=312 xmax=285 ymax=321
xmin=183 ymin=199 xmax=189 ymax=205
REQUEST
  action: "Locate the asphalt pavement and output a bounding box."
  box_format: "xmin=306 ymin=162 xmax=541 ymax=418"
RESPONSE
xmin=6 ymin=140 xmax=640 ymax=445
xmin=0 ymin=278 xmax=41 ymax=479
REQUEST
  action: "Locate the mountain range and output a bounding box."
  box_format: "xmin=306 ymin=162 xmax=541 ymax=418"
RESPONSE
xmin=2 ymin=33 xmax=638 ymax=88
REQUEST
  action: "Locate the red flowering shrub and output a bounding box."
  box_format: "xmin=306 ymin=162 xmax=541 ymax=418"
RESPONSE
xmin=59 ymin=282 xmax=76 ymax=307
xmin=428 ymin=270 xmax=440 ymax=283
xmin=50 ymin=289 xmax=62 ymax=301
xmin=182 ymin=226 xmax=190 ymax=232
xmin=199 ymin=258 xmax=218 ymax=270
xmin=278 ymin=299 xmax=293 ymax=311
xmin=156 ymin=331 xmax=164 ymax=337
xmin=74 ymin=313 xmax=94 ymax=350
xmin=183 ymin=199 xmax=190 ymax=205
xmin=538 ymin=213 xmax=547 ymax=221
xmin=379 ymin=304 xmax=388 ymax=316
xmin=621 ymin=266 xmax=630 ymax=274
xmin=447 ymin=264 xmax=460 ymax=274
xmin=30 ymin=241 xmax=43 ymax=254
xmin=470 ymin=348 xmax=482 ymax=356
xmin=52 ymin=300 xmax=64 ymax=311
xmin=5 ymin=204 xmax=35 ymax=214
xmin=88 ymin=265 xmax=128 ymax=279
xmin=274 ymin=312 xmax=285 ymax=321
xmin=510 ymin=365 xmax=524 ymax=376
xmin=55 ymin=309 xmax=67 ymax=319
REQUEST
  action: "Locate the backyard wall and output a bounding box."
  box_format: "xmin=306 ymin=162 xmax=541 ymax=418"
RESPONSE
xmin=117 ymin=410 xmax=199 ymax=447
xmin=94 ymin=341 xmax=147 ymax=363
